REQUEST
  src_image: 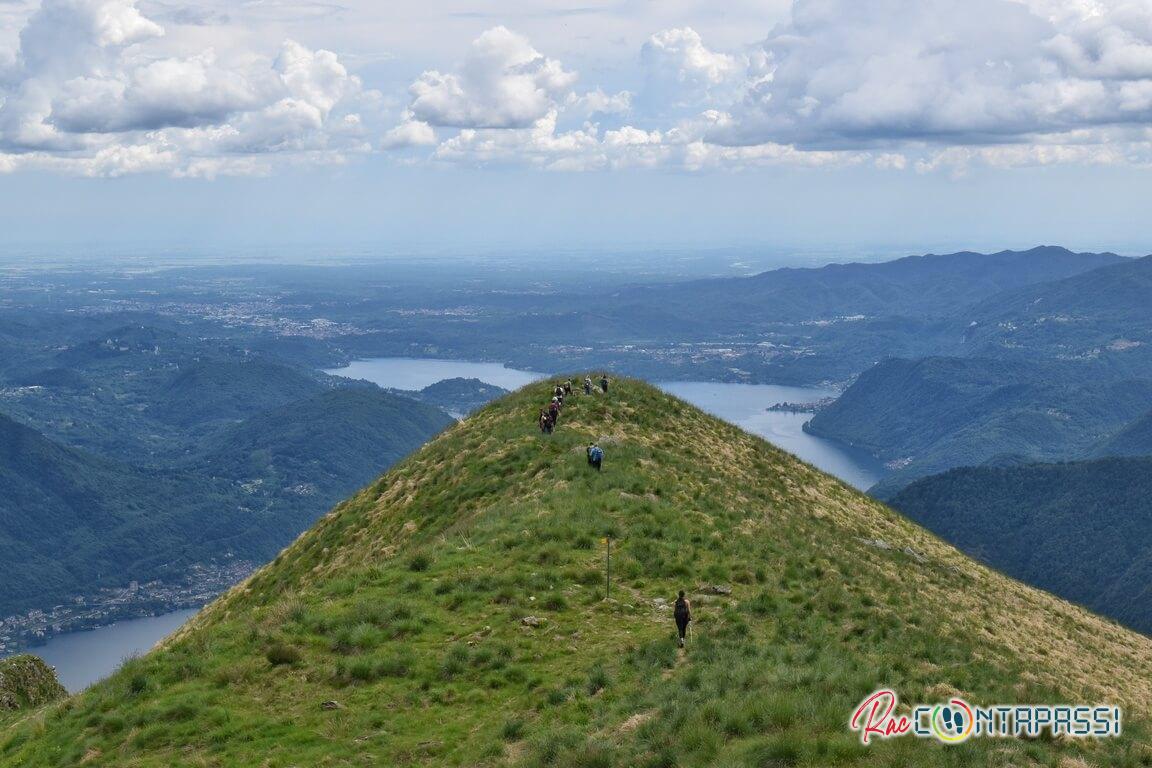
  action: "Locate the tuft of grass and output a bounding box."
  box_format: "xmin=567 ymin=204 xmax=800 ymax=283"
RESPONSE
xmin=586 ymin=664 xmax=609 ymax=696
xmin=265 ymin=644 xmax=301 ymax=667
xmin=501 ymin=718 xmax=526 ymax=742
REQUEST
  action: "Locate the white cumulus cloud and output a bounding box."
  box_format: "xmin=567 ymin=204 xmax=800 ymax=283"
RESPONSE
xmin=5 ymin=0 xmax=1152 ymax=176
xmin=0 ymin=0 xmax=379 ymax=176
xmin=640 ymin=27 xmax=743 ymax=109
xmin=711 ymin=0 xmax=1152 ymax=152
xmin=407 ymin=26 xmax=578 ymax=129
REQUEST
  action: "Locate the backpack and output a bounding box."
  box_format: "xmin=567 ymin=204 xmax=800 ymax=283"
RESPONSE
xmin=590 ymin=446 xmax=603 ymax=461
xmin=674 ymin=598 xmax=689 ymax=621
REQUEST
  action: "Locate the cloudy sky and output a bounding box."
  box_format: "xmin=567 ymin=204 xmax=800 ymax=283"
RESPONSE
xmin=1 ymin=0 xmax=1151 ymax=253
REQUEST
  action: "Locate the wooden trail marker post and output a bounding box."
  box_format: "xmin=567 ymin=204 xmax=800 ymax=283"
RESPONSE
xmin=604 ymin=536 xmax=611 ymax=600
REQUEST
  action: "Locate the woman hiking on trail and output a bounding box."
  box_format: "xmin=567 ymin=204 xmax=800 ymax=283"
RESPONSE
xmin=674 ymin=591 xmax=692 ymax=648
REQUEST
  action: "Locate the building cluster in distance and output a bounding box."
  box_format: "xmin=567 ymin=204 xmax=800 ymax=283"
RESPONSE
xmin=0 ymin=561 xmax=255 ymax=656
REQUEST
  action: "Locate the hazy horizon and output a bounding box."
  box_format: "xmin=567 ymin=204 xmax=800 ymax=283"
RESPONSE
xmin=0 ymin=0 xmax=1149 ymax=255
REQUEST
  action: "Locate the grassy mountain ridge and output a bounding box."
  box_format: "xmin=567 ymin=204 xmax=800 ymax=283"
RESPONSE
xmin=6 ymin=379 xmax=1152 ymax=766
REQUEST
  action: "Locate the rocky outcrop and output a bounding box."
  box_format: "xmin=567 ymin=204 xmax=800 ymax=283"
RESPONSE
xmin=0 ymin=655 xmax=67 ymax=711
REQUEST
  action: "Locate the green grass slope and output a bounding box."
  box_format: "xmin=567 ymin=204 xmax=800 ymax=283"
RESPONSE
xmin=6 ymin=380 xmax=1152 ymax=767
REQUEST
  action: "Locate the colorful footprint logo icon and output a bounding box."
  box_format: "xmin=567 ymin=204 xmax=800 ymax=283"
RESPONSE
xmin=931 ymin=699 xmax=974 ymax=743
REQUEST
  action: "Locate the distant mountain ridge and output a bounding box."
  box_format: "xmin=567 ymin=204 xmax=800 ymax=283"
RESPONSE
xmin=151 ymin=360 xmax=327 ymax=428
xmin=804 ymin=252 xmax=1152 ymax=491
xmin=1096 ymin=410 xmax=1152 ymax=458
xmin=612 ymin=245 xmax=1129 ymax=326
xmin=960 ymin=255 xmax=1152 ymax=371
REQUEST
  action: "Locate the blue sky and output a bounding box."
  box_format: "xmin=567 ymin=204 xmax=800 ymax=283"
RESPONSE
xmin=0 ymin=0 xmax=1150 ymax=255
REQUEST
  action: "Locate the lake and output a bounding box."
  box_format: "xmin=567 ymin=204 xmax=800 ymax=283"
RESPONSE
xmin=326 ymin=357 xmax=883 ymax=490
xmin=20 ymin=609 xmax=199 ymax=693
xmin=324 ymin=357 xmax=547 ymax=392
xmin=657 ymin=381 xmax=884 ymax=491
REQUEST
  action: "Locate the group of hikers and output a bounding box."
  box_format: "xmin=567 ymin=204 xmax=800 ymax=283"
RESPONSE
xmin=536 ymin=375 xmax=609 ymax=434
xmin=537 ymin=379 xmax=571 ymax=434
xmin=533 ymin=374 xmax=694 ymax=647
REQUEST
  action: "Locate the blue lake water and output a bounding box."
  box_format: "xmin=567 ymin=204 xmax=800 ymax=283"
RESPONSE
xmin=657 ymin=380 xmax=884 ymax=491
xmin=324 ymin=357 xmax=547 ymax=392
xmin=17 ymin=609 xmax=199 ymax=693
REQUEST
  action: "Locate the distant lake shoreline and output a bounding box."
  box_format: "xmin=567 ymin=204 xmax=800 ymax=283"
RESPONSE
xmin=12 ymin=609 xmax=199 ymax=693
xmin=325 ymin=357 xmax=884 ymax=491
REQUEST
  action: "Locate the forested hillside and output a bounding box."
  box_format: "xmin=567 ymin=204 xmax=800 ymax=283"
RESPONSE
xmin=806 ymin=356 xmax=1152 ymax=491
xmin=889 ymin=457 xmax=1152 ymax=633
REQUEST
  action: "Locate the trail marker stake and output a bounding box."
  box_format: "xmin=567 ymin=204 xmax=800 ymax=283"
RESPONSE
xmin=604 ymin=536 xmax=611 ymax=600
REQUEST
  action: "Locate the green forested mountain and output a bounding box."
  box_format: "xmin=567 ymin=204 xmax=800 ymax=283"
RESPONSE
xmin=405 ymin=377 xmax=510 ymax=414
xmin=961 ymin=255 xmax=1152 ymax=374
xmin=0 ymin=412 xmax=258 ymax=617
xmin=5 ymin=380 xmax=1152 ymax=766
xmin=149 ymin=360 xmax=327 ymax=428
xmin=191 ymin=387 xmax=454 ymax=506
xmin=888 ymin=457 xmax=1152 ymax=634
xmin=805 ymin=356 xmax=1152 ymax=491
xmin=0 ymin=387 xmax=451 ymax=619
xmin=1095 ymin=410 xmax=1152 ymax=458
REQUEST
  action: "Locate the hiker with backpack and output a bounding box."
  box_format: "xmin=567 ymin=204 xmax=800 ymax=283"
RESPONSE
xmin=674 ymin=591 xmax=692 ymax=648
xmin=587 ymin=442 xmax=603 ymax=471
xmin=583 ymin=377 xmax=593 ymax=395
xmin=548 ymin=398 xmax=560 ymax=425
xmin=599 ymin=375 xmax=609 ymax=394
xmin=564 ymin=380 xmax=573 ymax=396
